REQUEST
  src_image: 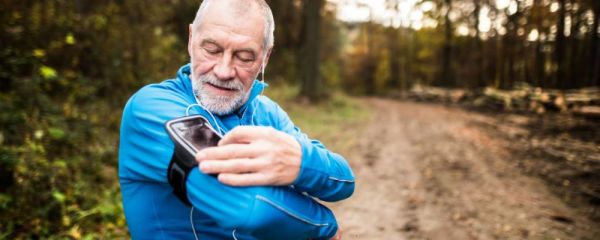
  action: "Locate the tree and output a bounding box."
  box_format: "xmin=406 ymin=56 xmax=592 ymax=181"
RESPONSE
xmin=299 ymin=0 xmax=324 ymax=101
xmin=473 ymin=0 xmax=485 ymax=87
xmin=439 ymin=0 xmax=454 ymax=87
xmin=555 ymin=0 xmax=567 ymax=88
xmin=591 ymin=0 xmax=600 ymax=86
xmin=386 ymin=0 xmax=402 ymax=90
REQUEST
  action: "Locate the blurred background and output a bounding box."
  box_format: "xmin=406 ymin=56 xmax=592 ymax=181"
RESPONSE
xmin=1 ymin=0 xmax=598 ymax=239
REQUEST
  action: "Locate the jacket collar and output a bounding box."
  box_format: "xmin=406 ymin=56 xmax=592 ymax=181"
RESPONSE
xmin=177 ymin=63 xmax=268 ymax=117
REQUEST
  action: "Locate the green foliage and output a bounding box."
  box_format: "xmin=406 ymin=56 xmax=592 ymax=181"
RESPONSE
xmin=0 ymin=0 xmax=194 ymax=238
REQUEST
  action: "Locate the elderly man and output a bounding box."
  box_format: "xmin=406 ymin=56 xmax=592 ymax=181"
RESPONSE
xmin=118 ymin=0 xmax=354 ymax=239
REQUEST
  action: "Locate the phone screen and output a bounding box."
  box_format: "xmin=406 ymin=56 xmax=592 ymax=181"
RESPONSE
xmin=168 ymin=116 xmax=221 ymax=154
xmin=165 ymin=115 xmax=222 ymax=202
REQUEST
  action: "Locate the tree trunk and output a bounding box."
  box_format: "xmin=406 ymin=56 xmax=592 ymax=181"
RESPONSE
xmin=505 ymin=0 xmax=523 ymax=89
xmin=568 ymin=4 xmax=583 ymax=89
xmin=535 ymin=39 xmax=545 ymax=87
xmin=439 ymin=0 xmax=453 ymax=87
xmin=473 ymin=0 xmax=484 ymax=88
xmin=494 ymin=32 xmax=503 ymax=88
xmin=388 ymin=27 xmax=401 ymax=89
xmin=489 ymin=5 xmax=502 ymax=88
xmin=531 ymin=0 xmax=545 ymax=87
xmin=364 ymin=7 xmax=376 ymax=95
xmin=591 ymin=1 xmax=600 ymax=87
xmin=404 ymin=28 xmax=414 ymax=90
xmin=555 ymin=0 xmax=566 ymax=89
xmin=298 ymin=0 xmax=323 ymax=101
xmin=268 ymin=0 xmax=299 ymax=49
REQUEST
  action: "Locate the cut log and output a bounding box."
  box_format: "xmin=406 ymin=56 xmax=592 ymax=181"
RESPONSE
xmin=407 ymin=85 xmax=599 ymax=114
xmin=572 ymin=106 xmax=600 ymax=118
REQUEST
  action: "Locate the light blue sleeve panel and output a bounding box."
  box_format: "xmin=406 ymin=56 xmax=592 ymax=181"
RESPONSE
xmin=120 ymin=85 xmax=339 ymax=240
xmin=186 ymin=170 xmax=338 ymax=239
xmin=273 ymin=104 xmax=356 ymax=202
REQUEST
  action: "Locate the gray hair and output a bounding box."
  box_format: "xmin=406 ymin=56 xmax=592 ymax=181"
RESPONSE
xmin=191 ymin=0 xmax=275 ymax=50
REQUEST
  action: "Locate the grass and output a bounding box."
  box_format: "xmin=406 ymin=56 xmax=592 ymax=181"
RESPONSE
xmin=265 ymin=84 xmax=371 ymax=155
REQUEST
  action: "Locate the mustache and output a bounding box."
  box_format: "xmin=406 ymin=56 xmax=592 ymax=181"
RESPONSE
xmin=200 ymin=74 xmax=244 ymax=91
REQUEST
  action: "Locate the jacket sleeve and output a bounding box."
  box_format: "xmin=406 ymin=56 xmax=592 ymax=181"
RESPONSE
xmin=120 ymin=88 xmax=338 ymax=240
xmin=186 ymin=168 xmax=338 ymax=239
xmin=273 ymin=104 xmax=355 ymax=202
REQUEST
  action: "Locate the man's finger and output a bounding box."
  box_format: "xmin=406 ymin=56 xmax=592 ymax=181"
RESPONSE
xmin=196 ymin=144 xmax=260 ymax=161
xmin=217 ymin=172 xmax=271 ymax=186
xmin=219 ymin=126 xmax=274 ymax=146
xmin=199 ymin=158 xmax=266 ymax=174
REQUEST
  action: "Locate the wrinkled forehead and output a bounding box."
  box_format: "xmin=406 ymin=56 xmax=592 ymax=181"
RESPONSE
xmin=194 ymin=0 xmax=266 ymax=46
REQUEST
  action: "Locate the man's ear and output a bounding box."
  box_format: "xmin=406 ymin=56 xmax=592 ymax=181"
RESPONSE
xmin=262 ymin=47 xmax=273 ymax=69
xmin=188 ymin=24 xmax=193 ymax=56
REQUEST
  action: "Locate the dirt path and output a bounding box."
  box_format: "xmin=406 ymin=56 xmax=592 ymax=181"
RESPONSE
xmin=327 ymin=98 xmax=599 ymax=240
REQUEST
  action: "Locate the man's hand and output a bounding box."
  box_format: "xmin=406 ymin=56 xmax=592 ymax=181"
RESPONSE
xmin=196 ymin=126 xmax=302 ymax=186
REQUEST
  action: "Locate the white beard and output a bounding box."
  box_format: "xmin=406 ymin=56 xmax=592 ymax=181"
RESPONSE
xmin=190 ymin=69 xmax=246 ymax=116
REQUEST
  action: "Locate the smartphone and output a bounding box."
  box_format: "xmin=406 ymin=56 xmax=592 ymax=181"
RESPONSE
xmin=165 ymin=115 xmax=222 ymax=162
xmin=165 ymin=115 xmax=222 ymax=205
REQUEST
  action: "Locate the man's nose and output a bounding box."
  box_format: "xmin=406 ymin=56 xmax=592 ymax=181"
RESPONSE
xmin=213 ymin=55 xmax=236 ymax=80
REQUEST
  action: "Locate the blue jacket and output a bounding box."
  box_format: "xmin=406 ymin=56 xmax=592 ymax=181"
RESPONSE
xmin=118 ymin=64 xmax=355 ymax=239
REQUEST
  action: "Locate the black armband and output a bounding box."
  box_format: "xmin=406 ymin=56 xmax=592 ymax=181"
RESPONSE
xmin=167 ymin=145 xmax=196 ymax=206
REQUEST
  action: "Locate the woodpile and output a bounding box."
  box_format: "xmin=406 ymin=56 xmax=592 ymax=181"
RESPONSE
xmin=406 ymin=83 xmax=600 ymax=117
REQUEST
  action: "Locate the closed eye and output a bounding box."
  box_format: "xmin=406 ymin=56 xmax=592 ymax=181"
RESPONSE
xmin=235 ymin=50 xmax=256 ymax=62
xmin=200 ymin=40 xmax=222 ymax=54
xmin=204 ymin=45 xmax=221 ymax=54
xmin=237 ymin=56 xmax=254 ymax=62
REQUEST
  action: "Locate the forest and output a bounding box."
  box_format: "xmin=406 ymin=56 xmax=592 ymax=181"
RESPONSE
xmin=1 ymin=0 xmax=598 ymax=238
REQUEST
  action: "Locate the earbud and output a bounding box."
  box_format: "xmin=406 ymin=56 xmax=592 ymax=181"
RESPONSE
xmin=260 ymin=62 xmax=266 ymax=82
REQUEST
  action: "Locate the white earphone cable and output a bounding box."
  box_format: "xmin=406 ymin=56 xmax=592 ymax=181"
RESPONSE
xmin=186 ymin=102 xmax=225 ymax=135
xmin=190 ymin=207 xmax=199 ymax=240
xmin=186 ymin=60 xmax=267 ymax=239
